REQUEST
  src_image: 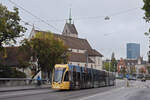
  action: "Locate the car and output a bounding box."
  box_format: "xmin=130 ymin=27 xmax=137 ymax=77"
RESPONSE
xmin=128 ymin=77 xmax=136 ymax=81
xmin=141 ymin=78 xmax=146 ymax=82
xmin=132 ymin=77 xmax=136 ymax=81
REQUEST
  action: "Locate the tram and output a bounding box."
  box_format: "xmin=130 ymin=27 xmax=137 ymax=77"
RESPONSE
xmin=52 ymin=64 xmax=115 ymax=90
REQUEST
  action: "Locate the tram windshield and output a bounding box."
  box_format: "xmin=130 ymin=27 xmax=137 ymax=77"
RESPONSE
xmin=54 ymin=67 xmax=66 ymax=83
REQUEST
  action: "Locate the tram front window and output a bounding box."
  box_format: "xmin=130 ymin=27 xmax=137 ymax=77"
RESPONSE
xmin=54 ymin=68 xmax=66 ymax=83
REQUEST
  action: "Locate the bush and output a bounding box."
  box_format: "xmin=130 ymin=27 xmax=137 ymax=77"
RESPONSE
xmin=0 ymin=65 xmax=26 ymax=78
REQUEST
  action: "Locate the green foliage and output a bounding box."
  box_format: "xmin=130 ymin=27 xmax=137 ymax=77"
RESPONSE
xmin=111 ymin=58 xmax=117 ymax=72
xmin=103 ymin=61 xmax=117 ymax=72
xmin=142 ymin=0 xmax=150 ymax=22
xmin=130 ymin=67 xmax=136 ymax=75
xmin=0 ymin=65 xmax=26 ymax=78
xmin=17 ymin=46 xmax=31 ymax=72
xmin=103 ymin=62 xmax=110 ymax=71
xmin=18 ymin=60 xmax=30 ymax=73
xmin=0 ymin=4 xmax=26 ymax=49
xmin=103 ymin=53 xmax=118 ymax=72
xmin=147 ymin=66 xmax=150 ymax=74
xmin=142 ymin=0 xmax=150 ymax=35
xmin=20 ymin=32 xmax=68 ymax=78
xmin=120 ymin=67 xmax=127 ymax=77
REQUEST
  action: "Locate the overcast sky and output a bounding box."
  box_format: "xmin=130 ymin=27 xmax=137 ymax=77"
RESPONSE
xmin=1 ymin=0 xmax=150 ymax=60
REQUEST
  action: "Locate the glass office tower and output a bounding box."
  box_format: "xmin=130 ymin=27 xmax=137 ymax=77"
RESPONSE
xmin=127 ymin=43 xmax=140 ymax=59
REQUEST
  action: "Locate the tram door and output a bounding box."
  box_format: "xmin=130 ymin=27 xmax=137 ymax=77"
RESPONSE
xmin=81 ymin=73 xmax=86 ymax=88
xmin=72 ymin=67 xmax=80 ymax=89
xmin=73 ymin=70 xmax=76 ymax=88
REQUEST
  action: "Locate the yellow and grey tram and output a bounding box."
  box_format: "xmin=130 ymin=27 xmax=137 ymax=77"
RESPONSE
xmin=52 ymin=64 xmax=115 ymax=90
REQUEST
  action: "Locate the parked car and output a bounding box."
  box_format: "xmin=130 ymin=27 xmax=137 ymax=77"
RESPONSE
xmin=128 ymin=76 xmax=136 ymax=81
xmin=137 ymin=74 xmax=144 ymax=79
xmin=141 ymin=78 xmax=146 ymax=82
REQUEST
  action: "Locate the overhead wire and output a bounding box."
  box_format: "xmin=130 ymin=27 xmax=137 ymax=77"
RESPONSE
xmin=8 ymin=0 xmax=62 ymax=33
xmin=108 ymin=7 xmax=140 ymax=17
xmin=7 ymin=0 xmax=140 ymax=37
xmin=21 ymin=20 xmax=41 ymax=30
xmin=44 ymin=7 xmax=140 ymax=22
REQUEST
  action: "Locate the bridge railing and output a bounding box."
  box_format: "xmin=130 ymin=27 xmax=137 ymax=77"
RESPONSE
xmin=0 ymin=78 xmax=50 ymax=87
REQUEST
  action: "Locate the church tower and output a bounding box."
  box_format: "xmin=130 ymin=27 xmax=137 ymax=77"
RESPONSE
xmin=62 ymin=8 xmax=78 ymax=38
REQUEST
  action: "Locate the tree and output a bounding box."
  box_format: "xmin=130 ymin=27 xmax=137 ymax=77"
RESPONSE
xmin=139 ymin=67 xmax=146 ymax=74
xmin=17 ymin=57 xmax=31 ymax=73
xmin=142 ymin=0 xmax=150 ymax=23
xmin=143 ymin=0 xmax=150 ymax=63
xmin=103 ymin=60 xmax=116 ymax=72
xmin=17 ymin=46 xmax=32 ymax=73
xmin=103 ymin=53 xmax=118 ymax=72
xmin=0 ymin=4 xmax=26 ymax=50
xmin=20 ymin=32 xmax=68 ymax=79
xmin=120 ymin=67 xmax=127 ymax=77
xmin=130 ymin=66 xmax=136 ymax=75
xmin=111 ymin=52 xmax=117 ymax=72
xmin=147 ymin=66 xmax=150 ymax=74
xmin=0 ymin=64 xmax=26 ymax=78
xmin=103 ymin=61 xmax=109 ymax=71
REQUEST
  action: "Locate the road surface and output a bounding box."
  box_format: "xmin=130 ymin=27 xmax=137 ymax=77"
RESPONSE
xmin=0 ymin=80 xmax=150 ymax=100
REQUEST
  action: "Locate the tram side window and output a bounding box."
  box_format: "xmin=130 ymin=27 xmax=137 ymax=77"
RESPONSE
xmin=73 ymin=71 xmax=76 ymax=83
xmin=64 ymin=71 xmax=69 ymax=81
xmin=77 ymin=72 xmax=80 ymax=82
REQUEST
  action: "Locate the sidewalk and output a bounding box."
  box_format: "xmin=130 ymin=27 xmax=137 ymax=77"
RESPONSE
xmin=0 ymin=84 xmax=51 ymax=92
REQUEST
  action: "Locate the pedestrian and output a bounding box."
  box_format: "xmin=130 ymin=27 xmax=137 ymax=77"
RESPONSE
xmin=37 ymin=75 xmax=41 ymax=86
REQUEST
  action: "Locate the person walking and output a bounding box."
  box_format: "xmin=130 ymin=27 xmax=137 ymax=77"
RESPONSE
xmin=37 ymin=76 xmax=41 ymax=86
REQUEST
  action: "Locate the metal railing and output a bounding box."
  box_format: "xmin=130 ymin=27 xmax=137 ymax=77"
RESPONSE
xmin=0 ymin=78 xmax=50 ymax=87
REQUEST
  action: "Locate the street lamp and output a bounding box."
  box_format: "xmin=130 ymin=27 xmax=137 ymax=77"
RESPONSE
xmin=104 ymin=16 xmax=110 ymax=20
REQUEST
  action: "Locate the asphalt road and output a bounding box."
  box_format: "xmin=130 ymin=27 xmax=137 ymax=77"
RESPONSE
xmin=127 ymin=89 xmax=150 ymax=100
xmin=74 ymin=80 xmax=150 ymax=100
xmin=0 ymin=87 xmax=114 ymax=100
xmin=1 ymin=80 xmax=150 ymax=100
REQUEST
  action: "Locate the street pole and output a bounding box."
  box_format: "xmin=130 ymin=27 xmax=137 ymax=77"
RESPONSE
xmin=108 ymin=60 xmax=111 ymax=85
xmin=109 ymin=60 xmax=110 ymax=72
xmin=114 ymin=64 xmax=116 ymax=86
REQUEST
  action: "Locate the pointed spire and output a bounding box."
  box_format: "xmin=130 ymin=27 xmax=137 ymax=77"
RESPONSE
xmin=69 ymin=8 xmax=72 ymax=24
xmin=32 ymin=24 xmax=35 ymax=30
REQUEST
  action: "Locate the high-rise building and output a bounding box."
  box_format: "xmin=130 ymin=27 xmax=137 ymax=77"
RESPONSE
xmin=127 ymin=43 xmax=140 ymax=59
